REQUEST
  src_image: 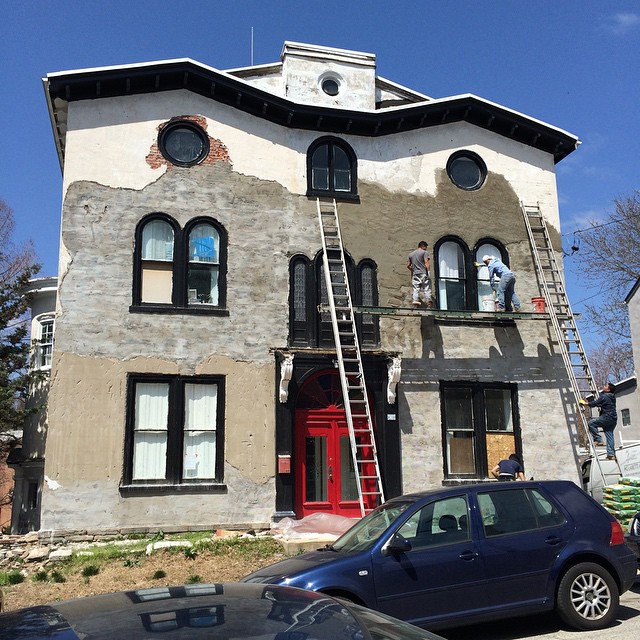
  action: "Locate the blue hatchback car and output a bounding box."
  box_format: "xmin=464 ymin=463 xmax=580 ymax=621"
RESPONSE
xmin=243 ymin=481 xmax=638 ymax=631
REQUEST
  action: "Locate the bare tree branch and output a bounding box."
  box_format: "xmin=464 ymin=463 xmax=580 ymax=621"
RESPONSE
xmin=573 ymin=191 xmax=640 ymax=382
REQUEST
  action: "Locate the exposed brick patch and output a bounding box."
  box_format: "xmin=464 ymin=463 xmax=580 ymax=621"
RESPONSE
xmin=146 ymin=115 xmax=232 ymax=170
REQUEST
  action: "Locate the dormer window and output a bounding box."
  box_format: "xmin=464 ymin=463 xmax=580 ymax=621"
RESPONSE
xmin=307 ymin=137 xmax=358 ymax=200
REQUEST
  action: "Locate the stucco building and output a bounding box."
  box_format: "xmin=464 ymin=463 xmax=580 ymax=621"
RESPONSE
xmin=32 ymin=42 xmax=585 ymax=535
xmin=616 ymin=278 xmax=640 ymax=446
xmin=7 ymin=277 xmax=57 ymax=533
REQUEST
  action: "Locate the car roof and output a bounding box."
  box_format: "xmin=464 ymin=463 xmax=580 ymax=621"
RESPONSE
xmin=388 ymin=480 xmax=577 ymax=502
xmin=0 ymin=582 xmax=444 ymax=640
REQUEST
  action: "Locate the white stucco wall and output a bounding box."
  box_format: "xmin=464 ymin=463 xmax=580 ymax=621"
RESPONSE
xmin=62 ymin=91 xmax=561 ymax=229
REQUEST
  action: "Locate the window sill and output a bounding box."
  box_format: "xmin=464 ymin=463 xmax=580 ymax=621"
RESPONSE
xmin=129 ymin=305 xmax=230 ymax=316
xmin=443 ymin=478 xmax=492 ymax=486
xmin=120 ymin=483 xmax=227 ymax=496
xmin=306 ymin=190 xmax=360 ymax=203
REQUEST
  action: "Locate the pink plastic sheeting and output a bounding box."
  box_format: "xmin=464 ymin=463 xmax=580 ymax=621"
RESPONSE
xmin=272 ymin=512 xmax=358 ymax=538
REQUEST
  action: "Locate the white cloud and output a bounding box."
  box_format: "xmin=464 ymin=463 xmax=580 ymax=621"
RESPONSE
xmin=607 ymin=12 xmax=640 ymax=34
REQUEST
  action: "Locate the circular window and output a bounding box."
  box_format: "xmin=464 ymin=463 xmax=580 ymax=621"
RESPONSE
xmin=447 ymin=152 xmax=487 ymax=190
xmin=321 ymin=77 xmax=340 ymax=96
xmin=159 ymin=121 xmax=209 ymax=167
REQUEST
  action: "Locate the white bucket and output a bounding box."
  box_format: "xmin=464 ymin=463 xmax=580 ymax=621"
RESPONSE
xmin=482 ymin=298 xmax=496 ymax=312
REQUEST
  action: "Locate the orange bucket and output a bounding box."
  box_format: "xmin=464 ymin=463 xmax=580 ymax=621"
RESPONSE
xmin=531 ymin=297 xmax=546 ymax=313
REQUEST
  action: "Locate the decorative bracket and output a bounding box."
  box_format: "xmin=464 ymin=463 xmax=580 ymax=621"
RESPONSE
xmin=387 ymin=356 xmax=402 ymax=404
xmin=279 ymin=353 xmax=295 ymax=403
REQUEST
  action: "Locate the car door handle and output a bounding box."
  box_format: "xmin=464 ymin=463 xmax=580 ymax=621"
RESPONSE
xmin=545 ymin=536 xmax=563 ymax=546
xmin=459 ymin=550 xmax=479 ymax=561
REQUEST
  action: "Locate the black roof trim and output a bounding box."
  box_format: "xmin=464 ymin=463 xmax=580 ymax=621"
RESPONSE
xmin=45 ymin=60 xmax=578 ymax=163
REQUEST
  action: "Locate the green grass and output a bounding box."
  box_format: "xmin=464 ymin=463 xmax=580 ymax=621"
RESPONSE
xmin=0 ymin=571 xmax=25 ymax=585
xmin=81 ymin=565 xmax=100 ymax=578
xmin=1 ymin=533 xmax=285 ymax=589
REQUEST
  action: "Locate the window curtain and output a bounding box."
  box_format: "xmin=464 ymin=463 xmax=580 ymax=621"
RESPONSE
xmin=183 ymin=383 xmax=217 ymax=479
xmin=438 ymin=242 xmax=465 ymax=310
xmin=476 ymin=243 xmax=502 ymax=310
xmin=142 ymin=220 xmax=174 ymax=261
xmin=133 ymin=383 xmax=169 ymax=480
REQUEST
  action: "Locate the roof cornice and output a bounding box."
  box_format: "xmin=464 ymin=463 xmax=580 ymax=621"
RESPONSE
xmin=43 ymin=58 xmax=580 ymax=171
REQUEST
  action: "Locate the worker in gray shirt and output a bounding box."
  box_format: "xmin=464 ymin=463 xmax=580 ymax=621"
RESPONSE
xmin=407 ymin=241 xmax=433 ymax=308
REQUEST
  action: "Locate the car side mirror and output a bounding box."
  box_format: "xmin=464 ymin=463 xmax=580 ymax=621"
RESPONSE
xmin=382 ymin=533 xmax=412 ymax=556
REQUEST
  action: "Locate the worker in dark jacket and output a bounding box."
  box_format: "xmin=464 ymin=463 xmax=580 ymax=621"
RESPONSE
xmin=580 ymin=382 xmax=617 ymax=459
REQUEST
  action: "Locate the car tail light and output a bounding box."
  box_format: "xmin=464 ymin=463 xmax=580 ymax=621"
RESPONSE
xmin=610 ymin=520 xmax=625 ymax=546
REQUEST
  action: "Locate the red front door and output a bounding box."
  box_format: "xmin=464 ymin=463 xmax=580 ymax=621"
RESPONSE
xmin=295 ymin=410 xmax=361 ymax=517
xmin=294 ymin=371 xmax=378 ymax=518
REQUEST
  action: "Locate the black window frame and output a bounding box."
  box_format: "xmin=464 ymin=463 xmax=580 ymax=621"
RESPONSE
xmin=121 ymin=374 xmax=226 ymax=495
xmin=131 ymin=213 xmax=228 ymax=316
xmin=441 ymin=380 xmax=521 ymax=480
xmin=158 ymin=120 xmax=210 ymax=167
xmin=288 ymin=251 xmax=379 ymax=348
xmin=446 ymin=150 xmax=487 ymax=191
xmin=434 ymin=236 xmax=509 ymax=311
xmin=306 ymin=137 xmax=359 ymax=200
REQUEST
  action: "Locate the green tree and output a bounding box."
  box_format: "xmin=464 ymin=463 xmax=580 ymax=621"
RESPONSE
xmin=573 ymin=190 xmax=640 ymax=384
xmin=0 ymin=198 xmax=40 ymax=448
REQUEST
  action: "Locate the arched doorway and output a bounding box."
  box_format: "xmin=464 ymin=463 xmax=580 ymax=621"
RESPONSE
xmin=294 ymin=370 xmax=376 ymax=518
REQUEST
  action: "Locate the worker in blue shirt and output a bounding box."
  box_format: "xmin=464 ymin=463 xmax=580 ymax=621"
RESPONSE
xmin=482 ymin=255 xmax=521 ymax=312
xmin=579 ymin=382 xmax=617 ymax=459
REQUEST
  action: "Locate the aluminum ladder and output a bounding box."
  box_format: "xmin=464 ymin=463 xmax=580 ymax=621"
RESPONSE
xmin=522 ymin=203 xmax=612 ymax=475
xmin=317 ymin=197 xmax=385 ymax=515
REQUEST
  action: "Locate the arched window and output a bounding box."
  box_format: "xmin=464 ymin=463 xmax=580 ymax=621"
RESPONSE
xmin=133 ymin=214 xmax=227 ymax=314
xmin=435 ymin=237 xmax=508 ymax=311
xmin=437 ymin=240 xmax=467 ymax=311
xmin=187 ymin=222 xmax=220 ymax=306
xmin=356 ymin=260 xmax=379 ymax=345
xmin=140 ymin=217 xmax=175 ymax=305
xmin=475 ymin=241 xmax=505 ymax=311
xmin=289 ymin=252 xmax=378 ymax=347
xmin=307 ymin=137 xmax=358 ymax=199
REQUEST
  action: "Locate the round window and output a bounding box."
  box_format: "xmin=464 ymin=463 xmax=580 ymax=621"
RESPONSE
xmin=321 ymin=77 xmax=340 ymax=96
xmin=159 ymin=121 xmax=209 ymax=167
xmin=447 ymin=152 xmax=487 ymax=190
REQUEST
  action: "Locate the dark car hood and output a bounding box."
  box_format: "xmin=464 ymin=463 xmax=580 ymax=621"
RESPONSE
xmin=243 ymin=548 xmax=345 ymax=582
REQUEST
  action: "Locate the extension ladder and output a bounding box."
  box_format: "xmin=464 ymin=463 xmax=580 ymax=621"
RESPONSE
xmin=317 ymin=198 xmax=385 ymax=515
xmin=522 ymin=204 xmax=611 ymax=474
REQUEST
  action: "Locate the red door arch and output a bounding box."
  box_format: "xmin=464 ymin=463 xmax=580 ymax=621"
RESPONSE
xmin=294 ymin=371 xmax=376 ymax=518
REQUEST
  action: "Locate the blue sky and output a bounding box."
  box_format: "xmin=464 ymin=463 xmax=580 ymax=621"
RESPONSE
xmin=2 ymin=0 xmax=639 ymax=341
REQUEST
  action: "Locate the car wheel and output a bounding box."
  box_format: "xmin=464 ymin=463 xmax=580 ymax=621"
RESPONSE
xmin=556 ymin=562 xmax=619 ymax=630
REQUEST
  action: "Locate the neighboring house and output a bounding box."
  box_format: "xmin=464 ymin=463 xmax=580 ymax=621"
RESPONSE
xmin=612 ymin=377 xmax=640 ymax=446
xmin=7 ymin=276 xmax=57 ymax=533
xmin=618 ymin=277 xmax=640 ymax=446
xmin=0 ymin=433 xmax=19 ymax=531
xmin=33 ymin=41 xmax=585 ymax=536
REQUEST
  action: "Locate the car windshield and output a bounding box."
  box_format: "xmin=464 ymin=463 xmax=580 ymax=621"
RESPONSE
xmin=332 ymin=501 xmax=414 ymax=552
